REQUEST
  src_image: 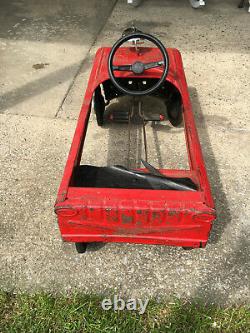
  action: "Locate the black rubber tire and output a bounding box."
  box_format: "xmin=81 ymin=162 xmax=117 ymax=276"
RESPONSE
xmin=182 ymin=247 xmax=194 ymax=251
xmin=167 ymin=99 xmax=183 ymax=127
xmin=238 ymin=0 xmax=245 ymax=8
xmin=75 ymin=242 xmax=88 ymax=253
xmin=94 ymin=86 xmax=105 ymax=126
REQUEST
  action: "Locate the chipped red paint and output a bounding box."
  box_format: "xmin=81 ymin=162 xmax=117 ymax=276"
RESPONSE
xmin=54 ymin=46 xmax=216 ymax=248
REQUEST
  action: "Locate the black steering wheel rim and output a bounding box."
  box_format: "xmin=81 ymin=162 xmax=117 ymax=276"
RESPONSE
xmin=108 ymin=32 xmax=169 ymax=96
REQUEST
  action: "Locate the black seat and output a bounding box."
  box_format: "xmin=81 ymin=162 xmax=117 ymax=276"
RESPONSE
xmin=72 ymin=165 xmax=197 ymax=191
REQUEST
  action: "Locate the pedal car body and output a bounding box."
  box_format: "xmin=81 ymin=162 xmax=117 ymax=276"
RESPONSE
xmin=55 ymin=32 xmax=216 ymax=251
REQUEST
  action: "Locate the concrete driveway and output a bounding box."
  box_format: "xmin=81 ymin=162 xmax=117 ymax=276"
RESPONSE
xmin=0 ymin=0 xmax=249 ymax=305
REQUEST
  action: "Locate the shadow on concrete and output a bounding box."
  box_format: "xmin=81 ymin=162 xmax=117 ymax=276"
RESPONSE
xmin=192 ymin=233 xmax=249 ymax=305
xmin=0 ymin=0 xmax=117 ymax=44
xmin=0 ymin=63 xmax=79 ymax=114
xmin=86 ymin=242 xmax=106 ymax=252
xmin=105 ymin=122 xmax=143 ymax=169
xmin=105 ymin=96 xmax=173 ymax=169
xmin=189 ymin=87 xmax=232 ymax=245
xmin=1 ymin=0 xmax=249 ymax=55
xmin=103 ymin=0 xmax=250 ymax=53
xmin=104 ymin=97 xmax=143 ymax=168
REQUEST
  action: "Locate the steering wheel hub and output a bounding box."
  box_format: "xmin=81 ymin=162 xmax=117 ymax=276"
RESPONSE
xmin=131 ymin=61 xmax=145 ymax=74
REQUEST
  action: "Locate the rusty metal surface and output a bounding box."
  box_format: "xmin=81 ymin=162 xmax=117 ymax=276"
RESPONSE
xmin=55 ymin=46 xmax=216 ymax=247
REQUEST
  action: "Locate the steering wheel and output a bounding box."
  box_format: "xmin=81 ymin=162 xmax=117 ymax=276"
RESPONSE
xmin=108 ymin=32 xmax=169 ymax=96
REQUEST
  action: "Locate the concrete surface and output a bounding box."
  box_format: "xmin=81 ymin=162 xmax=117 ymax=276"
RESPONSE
xmin=0 ymin=0 xmax=116 ymax=117
xmin=81 ymin=96 xmax=189 ymax=170
xmin=0 ymin=0 xmax=249 ymax=305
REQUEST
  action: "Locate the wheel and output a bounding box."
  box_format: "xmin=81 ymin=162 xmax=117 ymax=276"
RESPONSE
xmin=189 ymin=0 xmax=205 ymax=8
xmin=182 ymin=247 xmax=194 ymax=251
xmin=75 ymin=242 xmax=88 ymax=253
xmin=238 ymin=0 xmax=245 ymax=8
xmin=94 ymin=86 xmax=105 ymax=126
xmin=166 ymin=95 xmax=183 ymax=127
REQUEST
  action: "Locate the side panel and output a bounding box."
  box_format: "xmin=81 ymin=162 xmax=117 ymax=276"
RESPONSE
xmin=174 ymin=50 xmax=215 ymax=208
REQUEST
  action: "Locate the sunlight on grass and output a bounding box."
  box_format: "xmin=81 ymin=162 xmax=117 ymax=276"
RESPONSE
xmin=0 ymin=291 xmax=249 ymax=333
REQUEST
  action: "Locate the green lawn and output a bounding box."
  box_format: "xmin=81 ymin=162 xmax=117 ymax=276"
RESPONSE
xmin=0 ymin=291 xmax=249 ymax=333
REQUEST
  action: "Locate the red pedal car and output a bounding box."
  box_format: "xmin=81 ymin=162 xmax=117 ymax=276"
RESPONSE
xmin=55 ymin=30 xmax=216 ymax=253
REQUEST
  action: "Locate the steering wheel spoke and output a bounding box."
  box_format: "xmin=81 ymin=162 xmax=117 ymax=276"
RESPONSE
xmin=144 ymin=60 xmax=164 ymax=70
xmin=113 ymin=64 xmax=133 ymax=71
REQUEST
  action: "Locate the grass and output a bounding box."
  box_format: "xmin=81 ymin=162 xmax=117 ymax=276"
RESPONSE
xmin=0 ymin=291 xmax=249 ymax=333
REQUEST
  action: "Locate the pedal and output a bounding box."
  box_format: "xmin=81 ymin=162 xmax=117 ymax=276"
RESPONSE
xmin=108 ymin=110 xmax=165 ymax=123
xmin=108 ymin=110 xmax=129 ymax=123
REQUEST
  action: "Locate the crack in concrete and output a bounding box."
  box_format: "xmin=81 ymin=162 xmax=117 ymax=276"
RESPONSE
xmin=55 ymin=0 xmax=118 ymax=118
